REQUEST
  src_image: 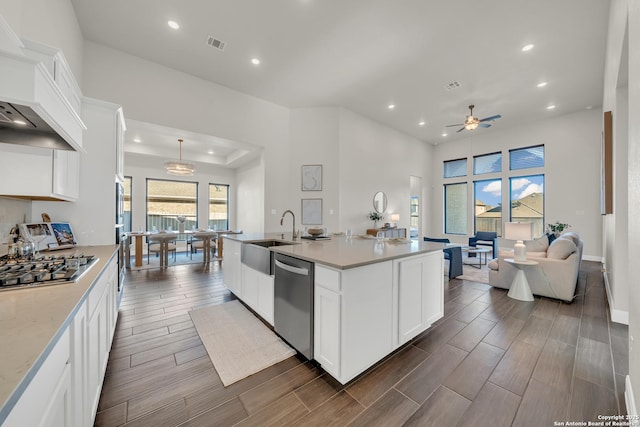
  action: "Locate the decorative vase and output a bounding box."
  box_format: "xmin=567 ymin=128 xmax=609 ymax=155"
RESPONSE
xmin=179 ymin=223 xmax=185 ymax=233
xmin=373 ymin=221 xmax=378 ymax=229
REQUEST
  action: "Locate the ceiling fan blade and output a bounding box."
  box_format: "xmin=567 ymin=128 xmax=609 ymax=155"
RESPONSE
xmin=478 ymin=123 xmax=491 ymax=128
xmin=479 ymin=114 xmax=502 ymax=122
xmin=456 ymin=127 xmax=466 ymax=133
xmin=445 ymin=123 xmax=464 ymax=127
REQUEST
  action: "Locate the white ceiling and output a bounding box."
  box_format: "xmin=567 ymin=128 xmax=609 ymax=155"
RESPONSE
xmin=70 ymin=0 xmax=610 ymax=165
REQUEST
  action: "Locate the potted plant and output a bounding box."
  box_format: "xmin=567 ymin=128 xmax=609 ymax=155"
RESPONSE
xmin=546 ymin=221 xmax=570 ymax=236
xmin=368 ymin=211 xmax=383 ymax=228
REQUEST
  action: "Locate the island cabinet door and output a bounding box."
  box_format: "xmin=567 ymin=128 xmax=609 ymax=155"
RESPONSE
xmin=314 ymin=284 xmax=341 ymax=379
xmin=394 ymin=252 xmax=444 ymax=347
xmin=223 ymin=238 xmax=242 ymax=296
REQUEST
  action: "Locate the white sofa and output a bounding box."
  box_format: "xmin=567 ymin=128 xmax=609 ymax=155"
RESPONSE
xmin=487 ymin=232 xmax=583 ymax=302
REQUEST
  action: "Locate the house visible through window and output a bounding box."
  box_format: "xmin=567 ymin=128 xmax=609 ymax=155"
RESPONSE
xmin=474 ymin=179 xmax=502 ymax=236
xmin=510 ymin=174 xmax=545 ymax=237
xmin=209 ymin=184 xmax=229 ymax=230
xmin=146 ymin=179 xmax=198 ymax=231
xmin=444 ymin=183 xmax=467 ymax=234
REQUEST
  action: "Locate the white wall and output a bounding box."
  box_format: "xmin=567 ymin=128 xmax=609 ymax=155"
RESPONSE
xmin=0 ymin=0 xmax=84 ymax=83
xmin=431 ymin=109 xmax=603 ymax=260
xmin=124 ymin=153 xmax=237 ymax=233
xmin=339 ymin=108 xmax=432 ymax=234
xmin=236 ymin=156 xmax=264 ymax=233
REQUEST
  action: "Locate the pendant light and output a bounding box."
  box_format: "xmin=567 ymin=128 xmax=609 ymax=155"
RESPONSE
xmin=165 ymin=138 xmax=195 ymax=176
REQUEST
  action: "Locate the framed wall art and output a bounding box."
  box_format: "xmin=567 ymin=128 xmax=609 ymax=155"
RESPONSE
xmin=301 ymin=164 xmax=322 ymax=191
xmin=301 ymin=198 xmax=322 ymax=225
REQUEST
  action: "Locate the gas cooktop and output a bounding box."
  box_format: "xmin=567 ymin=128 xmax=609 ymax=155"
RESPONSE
xmin=0 ymin=254 xmax=97 ymax=291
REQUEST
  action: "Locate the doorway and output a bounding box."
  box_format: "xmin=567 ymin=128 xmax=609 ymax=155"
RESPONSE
xmin=410 ymin=176 xmax=422 ymax=240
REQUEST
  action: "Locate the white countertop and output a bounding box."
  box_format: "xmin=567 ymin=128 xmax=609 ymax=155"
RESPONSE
xmin=0 ymin=245 xmax=118 ymax=414
xmin=224 ymin=233 xmax=445 ymax=269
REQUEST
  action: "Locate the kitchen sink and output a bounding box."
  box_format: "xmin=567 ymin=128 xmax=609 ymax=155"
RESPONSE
xmin=241 ymin=240 xmax=297 ymax=275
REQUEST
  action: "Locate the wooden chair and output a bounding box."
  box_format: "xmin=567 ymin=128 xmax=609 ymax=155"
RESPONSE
xmin=147 ymin=237 xmax=177 ymax=264
xmin=189 ymin=236 xmax=217 ymax=259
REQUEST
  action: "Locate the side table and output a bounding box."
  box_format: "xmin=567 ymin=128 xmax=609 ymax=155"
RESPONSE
xmin=504 ymin=258 xmax=538 ymax=301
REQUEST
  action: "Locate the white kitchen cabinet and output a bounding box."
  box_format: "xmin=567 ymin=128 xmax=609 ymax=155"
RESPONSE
xmin=314 ymin=262 xmax=394 ymax=384
xmin=0 ymin=142 xmax=79 ymax=201
xmin=394 ymin=252 xmax=444 ymax=346
xmin=2 ymin=329 xmax=72 ymax=427
xmin=70 ymin=299 xmax=88 ymax=427
xmin=241 ymin=264 xmax=274 ymax=325
xmin=223 ymin=238 xmax=242 ymax=296
xmin=87 ymin=267 xmax=111 ymax=420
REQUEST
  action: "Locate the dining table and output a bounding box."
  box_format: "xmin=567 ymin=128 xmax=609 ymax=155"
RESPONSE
xmin=124 ymin=229 xmax=242 ymax=268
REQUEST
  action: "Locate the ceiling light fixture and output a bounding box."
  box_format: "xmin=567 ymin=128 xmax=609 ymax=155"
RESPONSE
xmin=464 ymin=116 xmax=480 ymax=131
xmin=442 ymin=133 xmax=448 ymax=137
xmin=168 ymin=20 xmax=180 ymax=29
xmin=13 ymin=120 xmax=27 ymax=125
xmin=251 ymin=58 xmax=260 ymax=65
xmin=521 ymin=44 xmax=534 ymax=52
xmin=207 ymin=150 xmax=214 ymax=155
xmin=133 ymin=137 xmax=142 ymax=143
xmin=537 ymin=81 xmax=548 ymax=88
xmin=546 ymin=105 xmax=556 ymax=110
xmin=388 ymin=104 xmax=395 ymax=110
xmin=165 ymin=138 xmax=195 ymax=176
xmin=419 ymin=121 xmax=426 ymax=126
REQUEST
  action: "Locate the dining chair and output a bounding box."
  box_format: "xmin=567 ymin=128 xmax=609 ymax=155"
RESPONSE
xmin=147 ymin=236 xmax=177 ymax=264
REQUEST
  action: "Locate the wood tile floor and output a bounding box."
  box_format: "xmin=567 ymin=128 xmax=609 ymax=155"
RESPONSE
xmin=95 ymin=260 xmax=628 ymax=427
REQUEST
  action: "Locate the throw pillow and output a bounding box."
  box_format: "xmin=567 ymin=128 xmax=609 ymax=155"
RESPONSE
xmin=525 ymin=235 xmax=549 ymax=252
xmin=547 ymin=238 xmax=577 ymax=259
xmin=546 ymin=233 xmax=557 ymax=244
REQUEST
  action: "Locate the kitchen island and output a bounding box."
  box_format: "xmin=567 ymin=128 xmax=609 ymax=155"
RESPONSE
xmin=0 ymin=245 xmax=119 ymax=427
xmin=223 ymin=234 xmax=445 ymax=384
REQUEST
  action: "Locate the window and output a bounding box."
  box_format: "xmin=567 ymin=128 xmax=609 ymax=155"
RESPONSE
xmin=510 ymin=145 xmax=544 ymax=170
xmin=474 ymin=179 xmax=502 ymax=236
xmin=209 ymin=184 xmax=229 ymax=230
xmin=444 ymin=183 xmax=467 ymax=234
xmin=123 ymin=176 xmax=132 ymax=233
xmin=444 ymin=158 xmax=467 ymax=178
xmin=474 ymin=152 xmax=502 ymax=175
xmin=410 ymin=195 xmax=419 ymax=238
xmin=510 ymin=174 xmax=544 ymax=237
xmin=146 ymin=179 xmax=198 ymax=231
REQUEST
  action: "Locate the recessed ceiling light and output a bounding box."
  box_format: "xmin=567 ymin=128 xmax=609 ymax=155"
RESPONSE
xmin=207 ymin=150 xmax=214 ymax=155
xmin=13 ymin=120 xmax=27 ymax=125
xmin=522 ymin=44 xmax=534 ymax=52
xmin=251 ymin=58 xmax=260 ymax=65
xmin=388 ymin=104 xmax=395 ymax=110
xmin=167 ymin=20 xmax=180 ymax=30
xmin=133 ymin=138 xmax=141 ymax=143
xmin=419 ymin=121 xmax=426 ymax=126
xmin=546 ymin=105 xmax=556 ymax=110
xmin=586 ymin=105 xmax=594 ymax=110
xmin=537 ymin=81 xmax=548 ymax=88
xmin=442 ymin=133 xmax=448 ymax=137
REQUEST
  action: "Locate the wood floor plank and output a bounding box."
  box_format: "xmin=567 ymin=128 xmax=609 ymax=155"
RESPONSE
xmin=512 ymin=378 xmax=569 ymax=426
xmin=295 ymin=374 xmax=344 ymax=411
xmin=103 ymin=354 xmax=177 ymax=392
xmin=453 ymin=300 xmax=491 ymax=324
xmin=131 ymin=335 xmax=203 ymax=367
xmin=132 ymin=313 xmax=192 ymax=335
xmin=531 ymin=338 xmax=575 ymax=393
xmin=557 ymin=296 xmax=583 ymax=318
xmin=569 ymin=377 xmax=618 ymax=422
xmin=347 ymin=388 xmax=418 ymax=427
xmin=457 ymin=382 xmax=520 ymax=427
xmin=238 ymin=362 xmax=321 ymax=414
xmin=574 ymin=337 xmax=615 ymax=390
xmin=285 ymin=391 xmax=364 ymax=427
xmin=579 ymin=313 xmax=610 ymax=344
xmin=482 ymin=317 xmax=526 ymax=350
xmin=395 ymin=344 xmax=468 ymax=404
xmin=180 ymin=397 xmax=248 ymax=427
xmin=412 ymin=317 xmax=467 ymax=354
xmin=345 ymin=345 xmax=428 ymax=407
xmin=442 ymin=342 xmax=505 ymax=400
xmin=447 ymin=316 xmax=496 ymax=352
xmin=488 ymin=339 xmax=542 ymax=396
xmin=548 ymin=314 xmax=580 ymax=346
xmin=232 ymin=393 xmax=307 ymax=427
xmin=530 ymin=298 xmax=560 ymax=320
xmin=111 ymin=327 xmax=198 ymax=359
xmin=515 ymin=314 xmax=553 ymax=347
xmin=124 ymin=399 xmax=188 ymax=427
xmin=174 ymin=344 xmax=208 ymax=365
xmin=402 ymin=385 xmax=471 ymax=427
xmin=94 ymin=401 xmax=127 ymax=427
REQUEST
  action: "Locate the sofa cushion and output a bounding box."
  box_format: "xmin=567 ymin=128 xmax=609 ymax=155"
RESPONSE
xmin=525 ymin=235 xmax=549 ymax=252
xmin=488 ymin=259 xmax=499 ymax=271
xmin=527 ymin=251 xmax=547 ymax=258
xmin=558 ymin=231 xmax=580 ymax=247
xmin=547 ymin=238 xmax=577 ymax=259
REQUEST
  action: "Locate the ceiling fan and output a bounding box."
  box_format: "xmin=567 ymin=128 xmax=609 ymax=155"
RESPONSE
xmin=446 ymin=104 xmax=502 ymax=133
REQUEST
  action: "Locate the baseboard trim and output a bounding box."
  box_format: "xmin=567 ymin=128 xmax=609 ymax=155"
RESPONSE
xmin=626 ymin=375 xmax=638 ymax=420
xmin=583 ymin=254 xmax=603 ymax=262
xmin=603 ymin=270 xmax=630 ymax=325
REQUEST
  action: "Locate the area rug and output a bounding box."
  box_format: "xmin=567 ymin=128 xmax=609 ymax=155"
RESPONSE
xmin=189 ymin=300 xmax=296 ymax=386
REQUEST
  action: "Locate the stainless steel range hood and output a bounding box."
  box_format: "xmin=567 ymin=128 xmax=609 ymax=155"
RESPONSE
xmin=0 ymin=101 xmax=75 ymax=150
xmin=0 ymin=20 xmax=86 ymax=152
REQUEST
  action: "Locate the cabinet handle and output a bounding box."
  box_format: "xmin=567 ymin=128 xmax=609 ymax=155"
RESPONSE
xmin=275 ymin=260 xmax=309 ymax=276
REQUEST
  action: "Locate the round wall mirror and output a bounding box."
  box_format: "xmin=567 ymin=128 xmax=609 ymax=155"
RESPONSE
xmin=373 ymin=191 xmax=388 ymax=213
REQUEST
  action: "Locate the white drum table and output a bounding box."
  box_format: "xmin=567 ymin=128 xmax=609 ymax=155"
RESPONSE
xmin=504 ymin=258 xmax=538 ymax=301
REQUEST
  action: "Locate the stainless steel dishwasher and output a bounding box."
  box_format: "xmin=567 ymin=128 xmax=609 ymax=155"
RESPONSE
xmin=274 ymin=253 xmax=314 ymax=360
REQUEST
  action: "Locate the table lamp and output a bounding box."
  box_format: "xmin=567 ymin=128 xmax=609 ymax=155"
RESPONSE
xmin=390 ymin=214 xmax=400 ymax=227
xmin=504 ymin=222 xmax=533 ymax=262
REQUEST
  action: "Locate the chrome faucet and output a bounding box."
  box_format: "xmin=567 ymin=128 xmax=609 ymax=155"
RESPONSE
xmin=280 ymin=210 xmax=298 ymax=239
